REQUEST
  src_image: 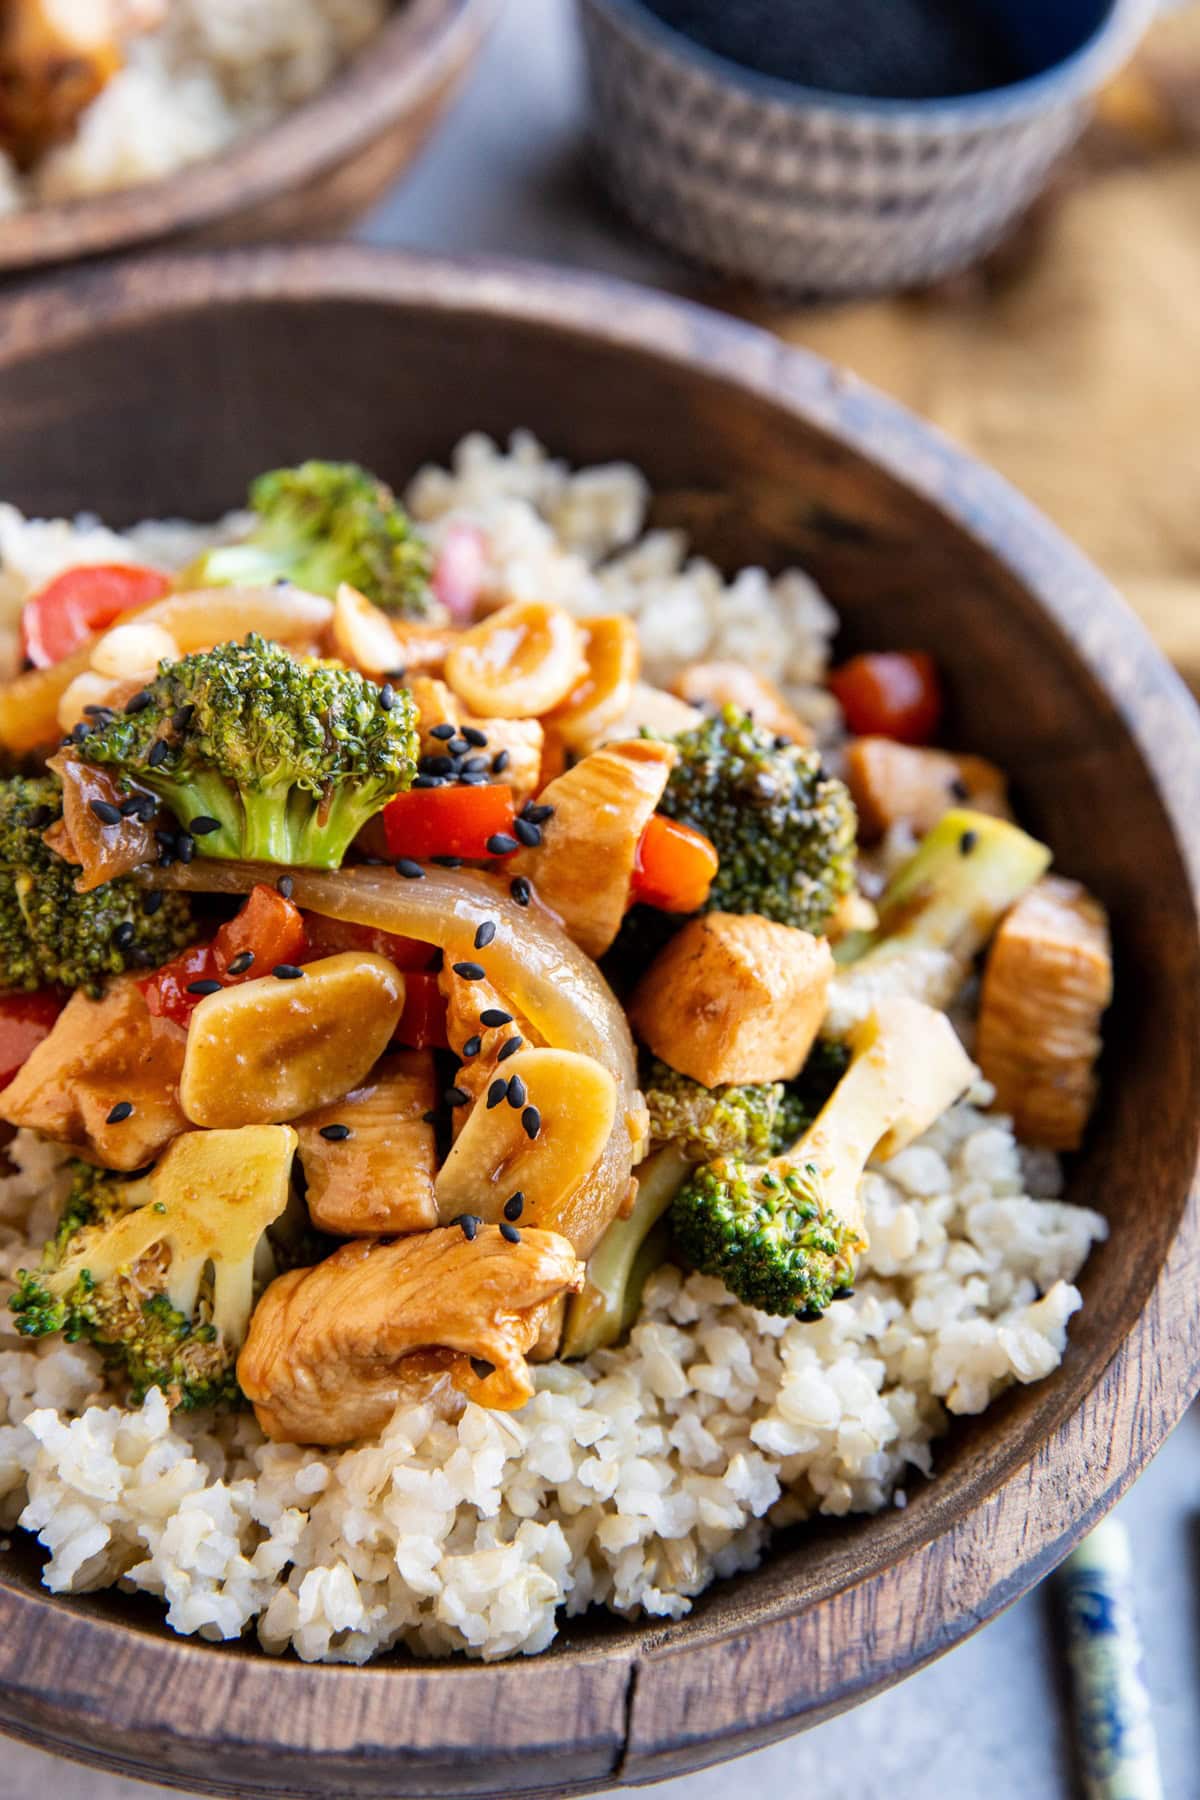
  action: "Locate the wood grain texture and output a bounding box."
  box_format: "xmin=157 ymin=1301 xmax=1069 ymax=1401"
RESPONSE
xmin=0 ymin=0 xmax=496 ymax=275
xmin=0 ymin=247 xmax=1196 ymax=1800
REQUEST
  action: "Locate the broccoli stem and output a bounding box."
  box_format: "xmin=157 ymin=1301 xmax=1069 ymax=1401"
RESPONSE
xmin=561 ymin=1145 xmax=692 ymax=1358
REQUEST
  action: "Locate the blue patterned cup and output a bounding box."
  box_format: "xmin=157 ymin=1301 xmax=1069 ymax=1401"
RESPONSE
xmin=578 ymin=0 xmax=1155 ymax=296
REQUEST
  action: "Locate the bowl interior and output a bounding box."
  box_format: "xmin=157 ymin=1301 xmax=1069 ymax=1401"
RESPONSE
xmin=0 ymin=255 xmax=1195 ymax=1793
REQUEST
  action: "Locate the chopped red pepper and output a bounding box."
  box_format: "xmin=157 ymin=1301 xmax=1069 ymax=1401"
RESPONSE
xmin=302 ymin=911 xmax=437 ymax=971
xmin=0 ymin=990 xmax=67 ymax=1089
xmin=393 ymin=971 xmax=449 ymax=1051
xmin=140 ymin=884 xmax=309 ymax=1027
xmin=630 ymin=814 xmax=719 ymax=914
xmin=21 ymin=563 xmax=173 ymax=669
xmin=383 ymin=784 xmax=517 ymax=863
xmin=432 ymin=522 xmax=488 ymax=624
xmin=828 ymin=651 xmax=943 ymax=746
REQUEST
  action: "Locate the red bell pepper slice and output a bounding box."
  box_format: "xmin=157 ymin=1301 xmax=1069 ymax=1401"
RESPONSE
xmin=382 ymin=784 xmax=517 ymax=863
xmin=0 ymin=990 xmax=67 ymax=1089
xmin=630 ymin=814 xmax=719 ymax=914
xmin=140 ymin=884 xmax=308 ymax=1027
xmin=828 ymin=651 xmax=943 ymax=746
xmin=301 ymin=912 xmax=437 ymax=972
xmin=21 ymin=563 xmax=173 ymax=669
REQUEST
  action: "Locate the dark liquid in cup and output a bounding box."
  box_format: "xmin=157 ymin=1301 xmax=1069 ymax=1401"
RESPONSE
xmin=641 ymin=0 xmax=1025 ymax=100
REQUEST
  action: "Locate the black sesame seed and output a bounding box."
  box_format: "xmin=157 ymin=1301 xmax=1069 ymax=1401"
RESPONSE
xmin=506 ymin=1074 xmax=527 ymax=1109
xmin=458 ymin=772 xmax=487 ymax=787
xmin=486 ymin=1078 xmax=508 ymax=1109
xmin=430 ymin=855 xmax=462 ymax=869
xmin=173 ymin=704 xmax=195 ymax=734
xmin=384 ymin=667 xmax=408 ymax=684
xmin=412 ymin=774 xmax=444 ymax=790
xmin=175 ymin=832 xmax=195 ymax=865
xmin=147 ymin=739 xmax=169 ymax=768
xmin=277 ymin=875 xmax=294 ymax=899
xmin=486 ymin=833 xmax=519 ymax=855
xmin=119 ymin=796 xmax=145 ymax=818
xmin=82 ymin=703 xmax=111 ymax=718
xmin=186 ymin=978 xmax=223 ymax=996
xmin=422 ymin=1110 xmax=438 ymax=1125
xmin=798 ymin=1307 xmax=825 ymax=1323
xmin=379 ymin=684 xmax=397 ymax=711
xmin=959 ymin=829 xmax=979 ymax=857
xmin=479 ymin=1008 xmax=512 ymax=1028
xmin=189 ymin=815 xmax=221 ymax=836
xmin=453 ymin=961 xmax=485 ymax=980
xmin=503 ymin=1192 xmax=524 ymax=1221
xmin=461 ymin=755 xmax=489 ymax=774
xmin=474 ymin=920 xmax=496 ymax=950
xmin=445 ymin=1087 xmax=471 ymax=1107
xmin=420 ymin=754 xmax=455 ymax=777
xmin=513 ymin=818 xmax=541 ymax=848
xmin=112 ymin=920 xmax=135 ymax=949
xmin=491 ymin=750 xmax=510 ymax=774
xmin=157 ymin=848 xmax=175 ymax=869
xmin=225 ymin=950 xmax=255 ymax=975
xmin=273 ymin=963 xmax=303 ymax=980
xmin=27 ymin=804 xmax=53 ymax=829
xmin=124 ymin=689 xmax=153 ymax=715
xmin=522 ymin=803 xmax=555 ymax=825
xmin=462 ymin=726 xmax=488 ymax=748
xmin=499 ymin=1222 xmax=521 ymax=1245
xmin=395 ymin=858 xmax=424 ymax=879
xmin=461 ymin=1034 xmax=482 ymax=1058
xmin=70 ymin=722 xmax=91 ymax=742
xmin=106 ymin=1101 xmax=134 ymax=1124
xmin=143 ymin=891 xmax=163 ymax=917
xmin=496 ymin=1035 xmax=523 ymax=1062
xmin=521 ymin=1106 xmax=541 ymax=1140
xmin=430 ymin=722 xmax=457 ymax=741
xmin=447 ymin=737 xmax=470 ymax=758
xmin=509 ymin=876 xmax=531 ymax=906
xmin=89 ymin=799 xmax=121 ymax=826
xmin=318 ymin=1123 xmax=352 ymax=1142
xmin=453 ymin=1213 xmax=481 ymax=1241
xmin=834 ymin=1286 xmax=856 ymax=1300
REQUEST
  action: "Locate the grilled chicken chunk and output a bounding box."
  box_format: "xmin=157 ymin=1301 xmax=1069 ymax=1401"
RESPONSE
xmin=238 ymin=1224 xmax=584 ymax=1445
xmin=670 ymin=661 xmax=813 ymax=745
xmin=0 ymin=974 xmax=186 ymax=1169
xmin=506 ymin=738 xmax=678 ymax=959
xmin=977 ymin=877 xmax=1112 ymax=1150
xmin=409 ymin=675 xmax=544 ymax=804
xmin=295 ymin=1051 xmax=437 ymax=1236
xmin=629 ymin=911 xmax=834 ymax=1086
xmin=844 ymin=738 xmax=1010 ymax=842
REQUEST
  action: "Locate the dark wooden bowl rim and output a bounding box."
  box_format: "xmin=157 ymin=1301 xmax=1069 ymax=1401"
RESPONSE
xmin=0 ymin=247 xmax=1196 ymax=1800
xmin=0 ymin=0 xmax=494 ymax=273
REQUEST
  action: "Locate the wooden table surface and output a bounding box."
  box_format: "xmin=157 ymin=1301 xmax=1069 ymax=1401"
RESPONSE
xmin=6 ymin=5 xmax=1200 ymax=1799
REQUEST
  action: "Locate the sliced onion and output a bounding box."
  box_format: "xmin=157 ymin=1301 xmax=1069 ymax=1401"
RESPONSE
xmin=148 ymin=860 xmax=644 ymax=1256
xmin=48 ymin=753 xmax=156 ymax=891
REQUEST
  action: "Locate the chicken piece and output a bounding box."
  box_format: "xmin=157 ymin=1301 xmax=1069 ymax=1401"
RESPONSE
xmin=844 ymin=737 xmax=1010 ymax=842
xmin=976 ymin=877 xmax=1112 ymax=1150
xmin=408 ymin=675 xmax=543 ymax=804
xmin=0 ymin=0 xmax=125 ymax=167
xmin=629 ymin=911 xmax=834 ymax=1086
xmin=295 ymin=1052 xmax=437 ymax=1236
xmin=0 ymin=975 xmax=186 ymax=1169
xmin=670 ymin=661 xmax=813 ymax=745
xmin=506 ymin=739 xmax=678 ymax=959
xmin=238 ymin=1224 xmax=584 ymax=1445
xmin=598 ymin=681 xmax=702 ymax=746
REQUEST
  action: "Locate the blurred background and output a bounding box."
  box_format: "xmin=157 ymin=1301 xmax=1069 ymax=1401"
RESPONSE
xmin=3 ymin=1 xmax=1199 ymax=1796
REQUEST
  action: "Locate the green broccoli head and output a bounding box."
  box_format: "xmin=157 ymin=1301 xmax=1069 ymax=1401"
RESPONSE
xmin=193 ymin=460 xmax=433 ymax=616
xmin=659 ymin=705 xmax=856 ymax=933
xmin=0 ymin=776 xmax=197 ymax=996
xmin=10 ymin=1162 xmax=237 ymax=1409
xmin=10 ymin=1126 xmax=296 ymax=1412
xmin=80 ymin=634 xmax=419 ymax=867
xmin=643 ymin=1055 xmax=785 ymax=1162
xmin=672 ymin=1159 xmax=863 ymax=1318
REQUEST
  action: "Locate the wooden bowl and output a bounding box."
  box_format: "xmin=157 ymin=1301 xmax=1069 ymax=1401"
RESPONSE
xmin=0 ymin=0 xmax=495 ymax=276
xmin=0 ymin=247 xmax=1196 ymax=1799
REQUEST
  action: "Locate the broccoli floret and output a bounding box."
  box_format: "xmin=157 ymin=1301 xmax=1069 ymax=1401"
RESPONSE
xmin=10 ymin=1126 xmax=296 ymax=1411
xmin=80 ymin=634 xmax=418 ymax=868
xmin=672 ymin=997 xmax=975 ymax=1318
xmin=643 ymin=1054 xmax=785 ymax=1161
xmin=659 ymin=705 xmax=856 ymax=933
xmin=828 ymin=809 xmax=1051 ymax=1036
xmin=561 ymin=1145 xmax=692 ymax=1357
xmin=0 ymin=775 xmax=196 ymax=996
xmin=192 ymin=460 xmax=433 ymax=616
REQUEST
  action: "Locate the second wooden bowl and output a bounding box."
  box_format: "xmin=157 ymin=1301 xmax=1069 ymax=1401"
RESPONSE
xmin=0 ymin=0 xmax=496 ymax=276
xmin=0 ymin=247 xmax=1196 ymax=1798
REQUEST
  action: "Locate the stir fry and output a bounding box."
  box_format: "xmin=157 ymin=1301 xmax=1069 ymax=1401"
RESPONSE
xmin=0 ymin=458 xmax=1113 ymax=1450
